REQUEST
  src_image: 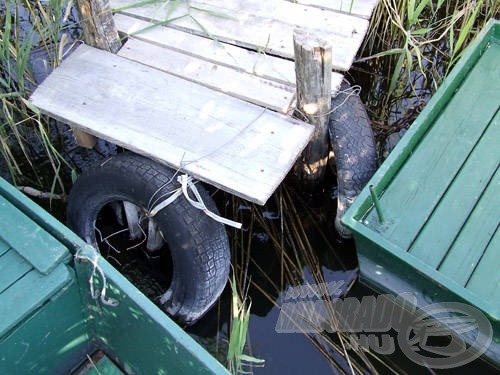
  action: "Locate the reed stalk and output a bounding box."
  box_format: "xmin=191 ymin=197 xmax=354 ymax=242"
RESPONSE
xmin=225 ymin=184 xmax=402 ymax=374
xmin=0 ymin=0 xmax=77 ymax=194
xmin=226 ymin=274 xmax=265 ymax=374
xmin=357 ymin=0 xmax=499 ymax=143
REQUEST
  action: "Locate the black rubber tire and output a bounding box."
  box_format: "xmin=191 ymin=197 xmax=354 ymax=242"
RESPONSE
xmin=67 ymin=153 xmax=230 ymax=324
xmin=329 ymin=84 xmax=378 ymax=238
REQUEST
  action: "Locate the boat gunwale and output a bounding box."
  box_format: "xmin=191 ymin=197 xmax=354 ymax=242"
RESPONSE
xmin=342 ymin=19 xmax=500 ymax=320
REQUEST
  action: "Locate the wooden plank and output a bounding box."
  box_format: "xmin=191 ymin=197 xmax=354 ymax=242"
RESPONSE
xmin=118 ymin=38 xmax=295 ymax=113
xmin=114 ymin=14 xmax=296 ymax=85
xmin=75 ymin=0 xmax=123 ymax=148
xmin=0 ymin=249 xmax=32 ymax=294
xmin=188 ymin=0 xmax=368 ymax=37
xmin=466 ymin=227 xmax=500 ymax=302
xmin=0 ymin=265 xmax=71 ymax=337
xmin=438 ymin=167 xmax=500 ymax=285
xmin=363 ymin=45 xmax=499 ymax=248
xmin=30 ymin=45 xmax=314 ymax=205
xmin=287 ymin=0 xmax=379 ymax=18
xmin=410 ymin=110 xmax=499 ymax=268
xmin=111 ymin=0 xmax=369 ymax=71
xmin=113 ymin=14 xmax=344 ymax=92
xmin=0 ymin=195 xmax=69 ymax=275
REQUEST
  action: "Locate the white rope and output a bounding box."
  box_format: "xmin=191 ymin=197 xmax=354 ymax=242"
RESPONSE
xmin=148 ymin=188 xmax=183 ymax=218
xmin=148 ymin=174 xmax=242 ymax=229
xmin=74 ymin=249 xmax=119 ymax=307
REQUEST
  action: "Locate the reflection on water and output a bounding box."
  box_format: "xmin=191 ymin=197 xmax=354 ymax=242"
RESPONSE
xmin=187 ymin=177 xmax=365 ymax=374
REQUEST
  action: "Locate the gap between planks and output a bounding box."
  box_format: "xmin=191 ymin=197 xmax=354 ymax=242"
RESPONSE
xmin=110 ymin=0 xmax=370 ymax=71
xmin=119 ymin=38 xmax=296 ymax=113
xmin=115 ymin=15 xmax=344 ymax=113
xmin=114 ymin=13 xmax=344 ymax=92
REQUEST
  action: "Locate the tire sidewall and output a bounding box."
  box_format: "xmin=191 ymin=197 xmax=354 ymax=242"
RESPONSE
xmin=67 ymin=154 xmax=230 ymax=323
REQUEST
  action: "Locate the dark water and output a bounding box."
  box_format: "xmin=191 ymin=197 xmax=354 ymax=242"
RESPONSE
xmin=85 ymin=172 xmax=362 ymax=373
xmin=185 ymin=184 xmax=498 ymax=375
xmin=204 ymin=184 xmax=359 ymax=374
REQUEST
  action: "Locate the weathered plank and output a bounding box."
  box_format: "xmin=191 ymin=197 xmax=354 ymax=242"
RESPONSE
xmin=0 ymin=195 xmax=69 ymax=275
xmin=111 ymin=0 xmax=369 ymax=71
xmin=118 ymin=38 xmax=295 ymax=113
xmin=410 ymin=110 xmax=499 ymax=269
xmin=75 ymin=0 xmax=122 ymax=148
xmin=438 ymin=166 xmax=499 ymax=286
xmin=287 ymin=0 xmax=379 ymax=18
xmin=113 ymin=14 xmax=344 ymax=92
xmin=30 ymin=45 xmax=314 ymax=205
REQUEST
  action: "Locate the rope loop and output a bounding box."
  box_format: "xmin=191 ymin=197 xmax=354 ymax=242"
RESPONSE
xmin=148 ymin=174 xmax=242 ymax=229
xmin=75 ymin=248 xmax=119 ymax=307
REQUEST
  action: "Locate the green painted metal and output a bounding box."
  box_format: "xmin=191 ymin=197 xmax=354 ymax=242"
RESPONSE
xmin=0 ymin=265 xmax=73 ymax=337
xmin=0 ymin=191 xmax=75 ymax=338
xmin=342 ymin=19 xmax=500 ymax=366
xmin=410 ymin=111 xmax=499 ymax=268
xmin=75 ymin=245 xmax=227 ymax=374
xmin=438 ymin=166 xmax=499 ymax=283
xmin=0 ymin=176 xmax=228 ymax=374
xmin=361 ymin=43 xmax=498 ymax=249
xmin=0 ymin=174 xmax=87 ymax=251
xmin=368 ymin=185 xmax=384 ymax=223
xmin=467 ymin=229 xmax=500 ymax=300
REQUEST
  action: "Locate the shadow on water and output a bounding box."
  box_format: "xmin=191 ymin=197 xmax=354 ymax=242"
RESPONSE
xmin=187 ymin=171 xmax=363 ymax=374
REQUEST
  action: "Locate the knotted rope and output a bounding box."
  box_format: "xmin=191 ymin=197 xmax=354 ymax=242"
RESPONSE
xmin=74 ymin=248 xmax=119 ymax=307
xmin=148 ymin=174 xmax=242 ymax=229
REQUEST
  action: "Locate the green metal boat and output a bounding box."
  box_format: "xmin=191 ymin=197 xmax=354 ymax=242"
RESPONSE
xmin=343 ymin=19 xmax=499 ymax=367
xmin=0 ymin=176 xmax=227 ymax=374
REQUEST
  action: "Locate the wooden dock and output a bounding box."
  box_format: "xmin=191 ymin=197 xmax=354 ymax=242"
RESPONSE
xmin=30 ymin=0 xmax=378 ymax=204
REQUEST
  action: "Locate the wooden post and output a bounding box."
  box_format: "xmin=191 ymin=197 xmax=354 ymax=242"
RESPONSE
xmin=292 ymin=29 xmax=332 ymax=185
xmin=76 ymin=0 xmax=121 ymax=53
xmin=73 ymin=0 xmax=122 ymax=148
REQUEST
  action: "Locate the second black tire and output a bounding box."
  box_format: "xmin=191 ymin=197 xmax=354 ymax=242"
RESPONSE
xmin=329 ymin=84 xmax=378 ymax=238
